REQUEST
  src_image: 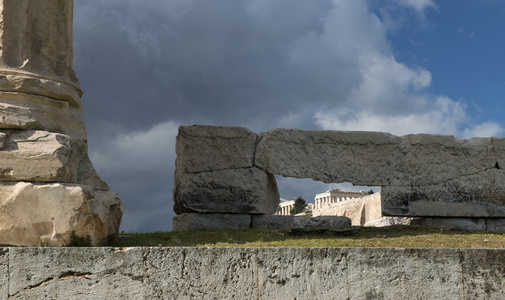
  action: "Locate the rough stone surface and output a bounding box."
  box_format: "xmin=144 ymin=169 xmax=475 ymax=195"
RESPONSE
xmin=173 ymin=167 xmax=279 ymax=214
xmin=257 ymin=247 xmax=348 ymax=299
xmin=251 ymin=215 xmax=352 ymax=232
xmin=486 ymin=218 xmax=505 ymax=231
xmin=0 ymin=248 xmax=7 ymax=299
xmin=382 ymin=169 xmax=505 ymax=217
xmin=0 ymin=0 xmax=81 ymax=104
xmin=461 ymin=249 xmax=505 ymax=299
xmin=8 ymin=247 xmax=143 ymax=299
xmin=173 ymin=213 xmax=251 ymax=231
xmin=0 ymin=93 xmax=87 ymax=140
xmin=145 ymin=247 xmax=260 ymax=299
xmin=1 ymin=247 xmax=503 ymax=299
xmin=254 ymin=128 xmax=505 ymax=218
xmin=0 ymin=130 xmax=84 ymax=182
xmin=255 ymin=128 xmax=403 ymax=185
xmin=255 ymin=129 xmax=497 ymax=187
xmin=0 ymin=182 xmax=122 ymax=246
xmin=347 ymin=248 xmax=463 ymax=299
xmin=176 ymin=125 xmax=257 ymax=173
xmin=251 ymin=215 xmax=296 ymax=229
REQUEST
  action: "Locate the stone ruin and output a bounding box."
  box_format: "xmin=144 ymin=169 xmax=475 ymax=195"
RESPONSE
xmin=173 ymin=125 xmax=505 ymax=231
xmin=0 ymin=0 xmax=122 ymax=246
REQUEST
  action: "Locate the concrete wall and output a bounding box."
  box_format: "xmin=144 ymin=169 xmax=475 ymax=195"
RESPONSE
xmin=313 ymin=193 xmax=382 ymax=226
xmin=1 ymin=247 xmax=504 ymax=299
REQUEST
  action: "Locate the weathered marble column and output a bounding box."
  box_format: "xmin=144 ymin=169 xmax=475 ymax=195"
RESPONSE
xmin=0 ymin=0 xmax=122 ymax=246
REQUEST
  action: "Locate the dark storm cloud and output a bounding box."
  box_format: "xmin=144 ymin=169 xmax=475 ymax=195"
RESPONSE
xmin=74 ymin=0 xmax=343 ymax=135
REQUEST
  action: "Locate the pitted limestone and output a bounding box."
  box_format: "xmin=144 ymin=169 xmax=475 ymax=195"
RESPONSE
xmin=173 ymin=167 xmax=279 ymax=214
xmin=176 ymin=125 xmax=257 ymax=173
xmin=0 ymin=130 xmax=84 ymax=182
xmin=0 ymin=182 xmax=122 ymax=246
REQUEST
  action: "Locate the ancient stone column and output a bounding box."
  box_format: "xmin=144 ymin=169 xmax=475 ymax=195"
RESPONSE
xmin=0 ymin=0 xmax=122 ymax=246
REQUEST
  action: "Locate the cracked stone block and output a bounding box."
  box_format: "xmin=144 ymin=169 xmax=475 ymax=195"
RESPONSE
xmin=0 ymin=182 xmax=122 ymax=246
xmin=173 ymin=213 xmax=251 ymax=231
xmin=382 ymin=169 xmax=505 ymax=217
xmin=176 ymin=125 xmax=257 ymax=173
xmin=251 ymin=215 xmax=352 ymax=232
xmin=0 ymin=130 xmax=84 ymax=182
xmin=0 ymin=93 xmax=87 ymax=140
xmin=8 ymin=247 xmax=144 ymax=298
xmin=255 ymin=129 xmax=497 ymax=187
xmin=173 ymin=167 xmax=279 ymax=214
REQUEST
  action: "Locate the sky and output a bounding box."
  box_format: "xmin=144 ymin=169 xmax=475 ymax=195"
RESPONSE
xmin=72 ymin=0 xmax=505 ymax=232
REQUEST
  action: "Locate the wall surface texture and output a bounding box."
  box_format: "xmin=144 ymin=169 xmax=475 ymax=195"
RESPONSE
xmin=1 ymin=247 xmax=504 ymax=299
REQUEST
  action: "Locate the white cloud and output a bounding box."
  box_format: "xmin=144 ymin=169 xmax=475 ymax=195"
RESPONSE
xmin=462 ymin=122 xmax=504 ymax=138
xmin=311 ymin=0 xmax=503 ymax=139
xmin=394 ymin=0 xmax=437 ymax=14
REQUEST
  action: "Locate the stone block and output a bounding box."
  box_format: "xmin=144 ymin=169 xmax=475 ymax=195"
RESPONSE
xmin=8 ymin=247 xmax=144 ymax=298
xmin=0 ymin=130 xmax=84 ymax=183
xmin=290 ymin=216 xmax=351 ymax=232
xmin=144 ymin=247 xmax=258 ymax=299
xmin=255 ymin=128 xmax=402 ymax=186
xmin=0 ymin=93 xmax=87 ymax=140
xmin=173 ymin=167 xmax=279 ymax=214
xmin=256 ymin=248 xmax=348 ymax=299
xmin=173 ymin=213 xmax=251 ymax=231
xmin=176 ymin=125 xmax=257 ymax=173
xmin=485 ymin=219 xmax=505 ymax=231
xmin=382 ymin=169 xmax=505 ymax=217
xmin=252 ymin=215 xmax=352 ymax=232
xmin=255 ymin=129 xmax=497 ymax=187
xmin=410 ymin=218 xmax=486 ymax=230
xmin=347 ymin=248 xmax=463 ymax=299
xmin=0 ymin=182 xmax=122 ymax=246
xmin=251 ymin=215 xmax=295 ymax=229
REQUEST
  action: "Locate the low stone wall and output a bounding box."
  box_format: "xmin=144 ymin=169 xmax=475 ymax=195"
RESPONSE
xmin=1 ymin=247 xmax=504 ymax=299
xmin=312 ymin=193 xmax=382 ymax=226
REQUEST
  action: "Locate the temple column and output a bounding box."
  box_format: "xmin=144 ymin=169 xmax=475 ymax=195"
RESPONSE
xmin=0 ymin=0 xmax=122 ymax=247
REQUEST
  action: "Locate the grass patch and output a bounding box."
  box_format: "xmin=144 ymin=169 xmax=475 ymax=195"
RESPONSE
xmin=115 ymin=225 xmax=505 ymax=249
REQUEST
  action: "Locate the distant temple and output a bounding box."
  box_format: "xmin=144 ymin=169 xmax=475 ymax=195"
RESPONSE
xmin=276 ymin=198 xmax=314 ymax=216
xmin=314 ymin=189 xmax=368 ymax=209
xmin=275 ymin=188 xmax=384 ymax=225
